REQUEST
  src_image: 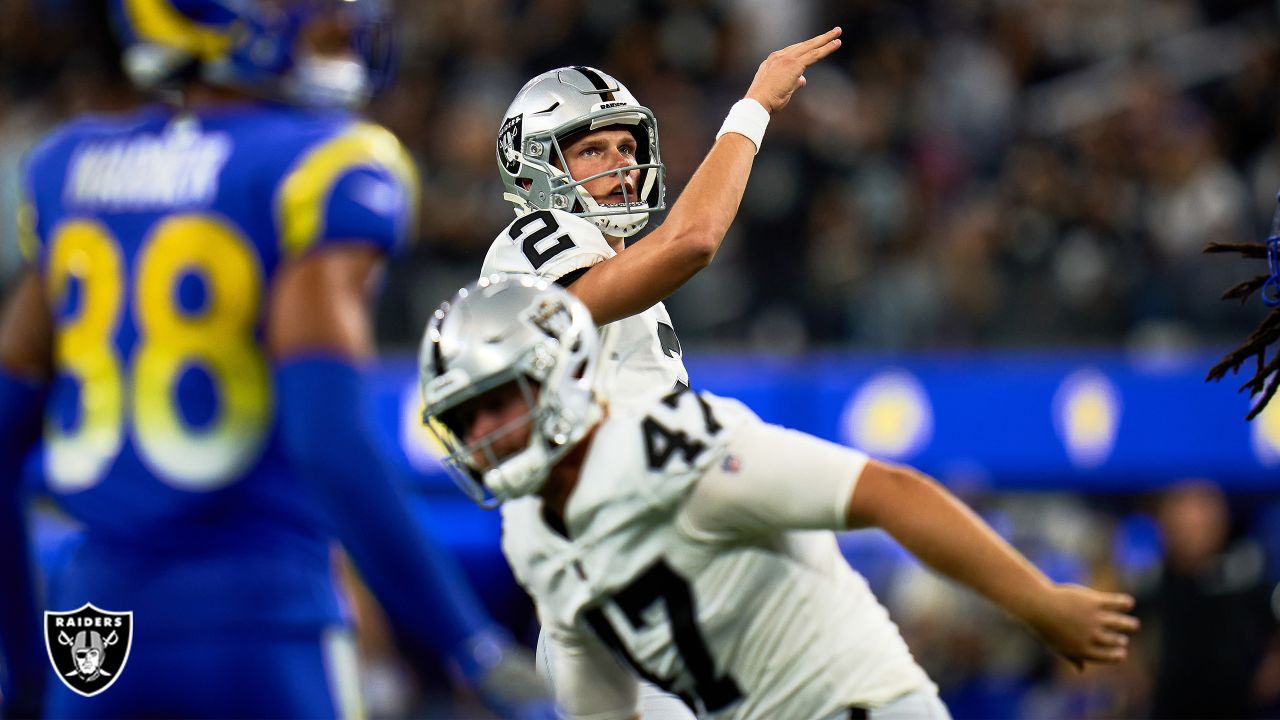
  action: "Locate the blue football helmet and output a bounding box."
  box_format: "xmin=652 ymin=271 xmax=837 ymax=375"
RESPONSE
xmin=111 ymin=0 xmax=395 ymax=108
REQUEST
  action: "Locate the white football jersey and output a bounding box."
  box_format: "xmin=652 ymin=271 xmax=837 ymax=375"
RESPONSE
xmin=502 ymin=387 xmax=936 ymax=720
xmin=481 ymin=208 xmax=689 ymax=406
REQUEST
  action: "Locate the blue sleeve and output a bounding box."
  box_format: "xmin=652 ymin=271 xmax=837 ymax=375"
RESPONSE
xmin=274 ymin=122 xmax=419 ymax=260
xmin=275 ymin=357 xmax=497 ymax=664
xmin=0 ymin=372 xmax=47 ymax=717
xmin=324 ymin=167 xmax=412 ymax=254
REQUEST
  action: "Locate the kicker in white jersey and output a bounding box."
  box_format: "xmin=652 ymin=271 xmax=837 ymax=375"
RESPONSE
xmin=422 ymin=276 xmax=1137 ymax=719
xmin=501 ymin=385 xmax=936 ymax=719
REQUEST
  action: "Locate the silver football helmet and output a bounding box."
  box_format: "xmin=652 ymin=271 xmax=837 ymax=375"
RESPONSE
xmin=496 ymin=66 xmax=666 ymax=238
xmin=419 ymin=274 xmax=604 ymax=507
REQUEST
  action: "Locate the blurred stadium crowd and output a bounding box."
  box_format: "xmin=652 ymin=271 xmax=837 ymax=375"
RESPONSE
xmin=1 ymin=0 xmax=1277 ymax=353
xmin=3 ymin=0 xmax=1279 ymax=717
xmin=369 ymin=0 xmax=1280 ymax=354
xmin=852 ymin=480 xmax=1280 ymax=718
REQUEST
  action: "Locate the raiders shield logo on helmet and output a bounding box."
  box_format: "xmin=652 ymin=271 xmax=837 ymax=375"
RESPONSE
xmin=497 ymin=114 xmax=524 ymax=175
xmin=45 ymin=604 xmax=133 ymax=697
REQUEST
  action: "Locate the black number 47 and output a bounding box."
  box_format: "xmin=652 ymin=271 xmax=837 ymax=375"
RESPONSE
xmin=583 ymin=560 xmax=742 ymax=714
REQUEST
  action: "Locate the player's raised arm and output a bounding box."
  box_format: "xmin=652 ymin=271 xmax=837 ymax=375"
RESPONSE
xmin=845 ymin=459 xmax=1141 ymax=670
xmin=560 ymin=28 xmax=843 ymax=325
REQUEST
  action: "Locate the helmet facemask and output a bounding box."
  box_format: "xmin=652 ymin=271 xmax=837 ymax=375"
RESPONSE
xmin=429 ymin=373 xmax=543 ymax=507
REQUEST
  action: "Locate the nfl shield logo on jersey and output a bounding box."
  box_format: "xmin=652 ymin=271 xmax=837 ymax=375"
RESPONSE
xmin=45 ymin=604 xmax=134 ymax=697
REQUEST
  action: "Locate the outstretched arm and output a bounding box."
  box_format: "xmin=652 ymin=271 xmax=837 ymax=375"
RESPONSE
xmin=680 ymin=408 xmax=1139 ymax=670
xmin=0 ymin=270 xmax=53 ymax=717
xmin=846 ymin=460 xmax=1140 ymax=669
xmin=567 ymin=27 xmax=844 ymax=325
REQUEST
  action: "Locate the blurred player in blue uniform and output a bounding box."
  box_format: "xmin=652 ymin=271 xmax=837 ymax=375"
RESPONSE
xmin=0 ymin=1 xmax=552 ymax=717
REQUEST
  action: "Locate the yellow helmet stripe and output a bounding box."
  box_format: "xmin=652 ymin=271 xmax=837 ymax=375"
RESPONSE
xmin=122 ymin=0 xmax=234 ymax=59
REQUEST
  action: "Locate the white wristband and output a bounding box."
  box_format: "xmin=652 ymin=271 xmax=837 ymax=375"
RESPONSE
xmin=716 ymin=98 xmax=770 ymax=154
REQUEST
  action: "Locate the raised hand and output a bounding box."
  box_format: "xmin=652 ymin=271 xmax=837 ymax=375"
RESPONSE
xmin=745 ymin=27 xmax=843 ymax=114
xmin=1025 ymin=584 xmax=1141 ymax=670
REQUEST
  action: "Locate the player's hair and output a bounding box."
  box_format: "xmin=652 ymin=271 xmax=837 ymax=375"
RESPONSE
xmin=1204 ymin=239 xmax=1280 ymax=419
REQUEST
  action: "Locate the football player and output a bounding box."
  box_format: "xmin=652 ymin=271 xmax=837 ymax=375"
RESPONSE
xmin=0 ymin=1 xmax=550 ymax=717
xmin=420 ymin=275 xmax=1142 ymax=720
xmin=483 ymin=28 xmax=843 ymax=403
xmin=481 ymin=31 xmax=841 ymax=717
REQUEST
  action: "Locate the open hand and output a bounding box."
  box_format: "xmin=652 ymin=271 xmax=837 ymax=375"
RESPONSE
xmin=1027 ymin=584 xmax=1140 ymax=670
xmin=745 ymin=27 xmax=843 ymax=114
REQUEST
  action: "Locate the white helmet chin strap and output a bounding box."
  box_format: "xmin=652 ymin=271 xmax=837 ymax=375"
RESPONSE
xmin=481 ymin=399 xmax=604 ymax=502
xmin=572 ymin=186 xmax=650 ymax=238
xmin=483 ymin=444 xmax=551 ymax=500
xmin=502 ymin=192 xmax=536 ymax=217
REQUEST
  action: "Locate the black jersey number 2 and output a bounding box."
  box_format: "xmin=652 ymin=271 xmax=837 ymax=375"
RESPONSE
xmin=509 ymin=210 xmax=576 ymax=269
xmin=583 ymin=560 xmax=742 ymax=714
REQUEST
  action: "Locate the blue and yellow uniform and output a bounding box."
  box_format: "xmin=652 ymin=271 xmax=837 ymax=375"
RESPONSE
xmin=1 ymin=3 xmax=553 ymax=718
xmin=19 ymin=103 xmax=416 ymax=717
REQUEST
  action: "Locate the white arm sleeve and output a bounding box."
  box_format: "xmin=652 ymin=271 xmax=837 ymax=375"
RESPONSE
xmin=545 ymin=623 xmax=640 ymax=720
xmin=679 ymin=420 xmax=869 ymax=541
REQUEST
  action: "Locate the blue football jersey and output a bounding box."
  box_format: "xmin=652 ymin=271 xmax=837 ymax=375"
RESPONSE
xmin=20 ymin=102 xmax=419 ymax=632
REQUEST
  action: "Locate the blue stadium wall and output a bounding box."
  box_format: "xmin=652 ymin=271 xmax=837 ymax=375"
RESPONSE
xmin=376 ymin=349 xmax=1279 ymax=496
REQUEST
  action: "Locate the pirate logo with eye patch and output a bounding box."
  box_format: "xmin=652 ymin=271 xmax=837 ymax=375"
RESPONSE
xmin=45 ymin=604 xmax=133 ymax=697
